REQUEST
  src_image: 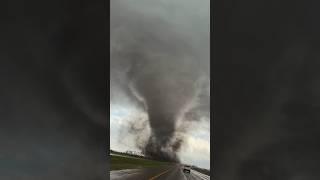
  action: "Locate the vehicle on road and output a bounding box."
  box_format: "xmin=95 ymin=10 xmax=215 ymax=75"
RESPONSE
xmin=182 ymin=165 xmax=191 ymax=173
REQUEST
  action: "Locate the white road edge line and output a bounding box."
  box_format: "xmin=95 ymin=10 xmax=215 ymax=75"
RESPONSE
xmin=191 ymin=170 xmax=210 ymax=180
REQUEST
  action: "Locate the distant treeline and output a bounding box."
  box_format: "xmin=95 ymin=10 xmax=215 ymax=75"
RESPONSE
xmin=110 ymin=149 xmax=177 ymax=164
xmin=110 ymin=149 xmax=153 ymax=161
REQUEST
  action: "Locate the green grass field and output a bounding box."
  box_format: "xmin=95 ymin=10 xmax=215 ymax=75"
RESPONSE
xmin=110 ymin=155 xmax=173 ymax=170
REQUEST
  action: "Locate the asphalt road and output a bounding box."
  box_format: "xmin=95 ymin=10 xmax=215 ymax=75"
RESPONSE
xmin=110 ymin=165 xmax=210 ymax=180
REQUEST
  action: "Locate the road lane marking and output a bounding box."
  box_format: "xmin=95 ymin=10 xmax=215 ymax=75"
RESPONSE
xmin=148 ymin=167 xmax=174 ymax=180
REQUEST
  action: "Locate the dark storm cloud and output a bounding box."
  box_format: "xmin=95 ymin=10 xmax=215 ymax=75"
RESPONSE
xmin=0 ymin=0 xmax=106 ymax=179
xmin=214 ymin=0 xmax=320 ymax=179
xmin=111 ymin=0 xmax=209 ymax=161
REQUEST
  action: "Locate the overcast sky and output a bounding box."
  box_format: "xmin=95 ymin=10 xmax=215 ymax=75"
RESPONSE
xmin=110 ymin=0 xmax=210 ymax=169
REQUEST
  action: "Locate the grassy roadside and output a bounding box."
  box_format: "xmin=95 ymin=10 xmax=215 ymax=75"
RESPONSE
xmin=110 ymin=155 xmax=173 ymax=171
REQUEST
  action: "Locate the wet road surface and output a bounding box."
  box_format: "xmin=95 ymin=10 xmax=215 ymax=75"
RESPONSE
xmin=110 ymin=165 xmax=210 ymax=180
